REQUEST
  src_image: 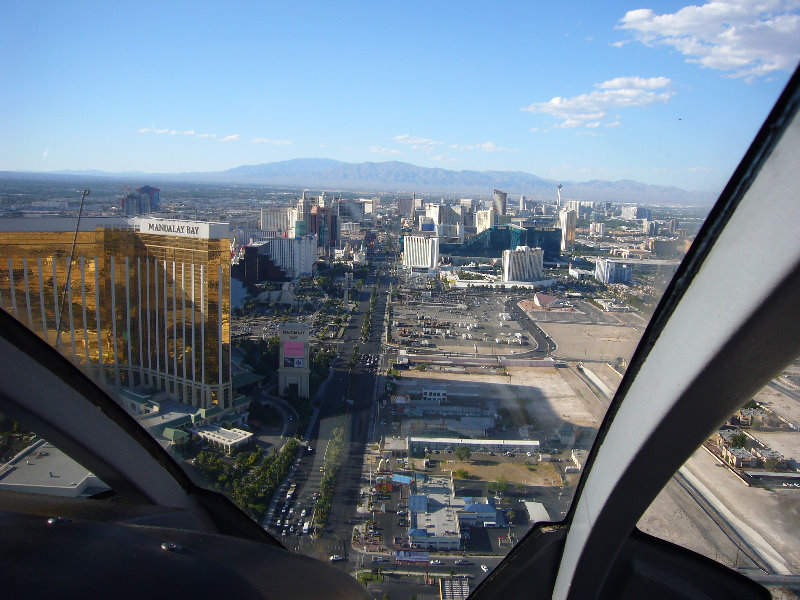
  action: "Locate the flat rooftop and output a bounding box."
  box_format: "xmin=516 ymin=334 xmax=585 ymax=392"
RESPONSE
xmin=408 ymin=436 xmax=540 ymax=448
xmin=192 ymin=425 xmax=253 ymax=447
xmin=0 ymin=440 xmax=108 ymax=495
xmin=410 ymin=475 xmax=463 ymax=539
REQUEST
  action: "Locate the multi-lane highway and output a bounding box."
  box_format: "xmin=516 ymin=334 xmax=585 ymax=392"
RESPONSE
xmin=265 ymin=258 xmax=391 ymax=563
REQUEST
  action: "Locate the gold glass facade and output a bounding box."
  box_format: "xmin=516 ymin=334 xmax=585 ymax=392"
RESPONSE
xmin=0 ymin=219 xmax=232 ymax=410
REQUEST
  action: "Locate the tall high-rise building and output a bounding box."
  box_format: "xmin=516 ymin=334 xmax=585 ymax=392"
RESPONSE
xmin=0 ymin=217 xmax=232 ymax=409
xmin=493 ymin=189 xmax=507 ymax=218
xmin=136 ymin=186 xmax=161 ymax=212
xmin=502 ymin=246 xmax=543 ymax=282
xmin=398 ymin=197 xmax=414 ymax=216
xmin=121 ymin=186 xmax=161 ymax=216
xmin=475 ymin=208 xmax=495 ymax=234
xmin=559 ymin=210 xmax=577 ymax=251
xmin=310 ymin=205 xmax=337 ymax=254
xmin=260 ymin=206 xmax=297 ymax=236
xmin=594 ymin=257 xmax=631 ymax=284
xmin=402 ymin=235 xmax=439 ymax=272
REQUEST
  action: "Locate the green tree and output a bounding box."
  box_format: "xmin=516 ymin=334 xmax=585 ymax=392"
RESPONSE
xmin=495 ymin=475 xmax=510 ymax=495
xmin=454 ymin=445 xmax=471 ymax=462
xmin=454 ymin=468 xmax=469 ymax=479
xmin=730 ymin=432 xmax=748 ymax=448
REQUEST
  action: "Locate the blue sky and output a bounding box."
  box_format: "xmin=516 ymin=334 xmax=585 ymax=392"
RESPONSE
xmin=1 ymin=1 xmax=798 ymax=191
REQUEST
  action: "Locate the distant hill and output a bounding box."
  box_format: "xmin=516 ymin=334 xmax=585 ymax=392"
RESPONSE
xmin=2 ymin=158 xmax=716 ymax=204
xmin=216 ymin=159 xmax=714 ymax=204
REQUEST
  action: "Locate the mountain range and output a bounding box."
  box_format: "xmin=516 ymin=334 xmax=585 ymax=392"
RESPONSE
xmin=8 ymin=158 xmax=715 ymax=204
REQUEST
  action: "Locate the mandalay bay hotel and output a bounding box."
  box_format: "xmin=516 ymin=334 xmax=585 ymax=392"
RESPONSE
xmin=0 ymin=217 xmax=237 ymax=421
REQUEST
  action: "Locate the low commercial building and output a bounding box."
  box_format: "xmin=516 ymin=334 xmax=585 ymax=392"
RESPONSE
xmin=523 ymin=501 xmax=552 ymax=526
xmin=408 ymin=437 xmax=540 ymax=454
xmin=458 ymin=498 xmax=505 ymax=528
xmin=407 ymin=480 xmax=462 ymax=551
xmin=402 ymin=416 xmax=495 ymax=439
xmin=440 ymin=577 xmax=470 ymax=600
xmin=191 ymin=425 xmax=254 ymax=455
xmin=0 ymin=440 xmax=109 ymax=498
xmin=423 ymin=386 xmax=447 ymax=403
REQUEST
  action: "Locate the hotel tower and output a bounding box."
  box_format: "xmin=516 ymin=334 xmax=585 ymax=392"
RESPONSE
xmin=0 ymin=217 xmax=232 ymax=410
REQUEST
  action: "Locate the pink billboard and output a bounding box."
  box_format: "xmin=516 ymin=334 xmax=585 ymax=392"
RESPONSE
xmin=284 ymin=341 xmax=305 ymax=357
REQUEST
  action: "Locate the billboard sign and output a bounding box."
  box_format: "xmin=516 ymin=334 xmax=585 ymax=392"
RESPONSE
xmin=284 ymin=340 xmax=305 ymax=357
xmin=284 ymin=357 xmax=305 ymax=368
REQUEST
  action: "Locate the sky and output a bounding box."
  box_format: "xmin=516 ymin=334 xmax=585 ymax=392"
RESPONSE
xmin=1 ymin=1 xmax=799 ymax=192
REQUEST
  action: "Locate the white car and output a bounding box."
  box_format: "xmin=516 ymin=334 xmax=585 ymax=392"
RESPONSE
xmin=481 ymin=565 xmax=489 ymax=573
xmin=430 ymin=559 xmax=442 ymax=565
xmin=329 ymin=555 xmax=344 ymax=562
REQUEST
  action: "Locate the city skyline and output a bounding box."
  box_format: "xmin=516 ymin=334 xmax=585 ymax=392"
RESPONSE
xmin=2 ymin=1 xmax=799 ymax=191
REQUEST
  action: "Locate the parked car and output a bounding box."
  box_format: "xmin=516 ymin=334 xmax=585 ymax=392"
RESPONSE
xmin=481 ymin=565 xmax=489 ymax=572
xmin=329 ymin=555 xmax=344 ymax=562
xmin=430 ymin=560 xmax=442 ymax=565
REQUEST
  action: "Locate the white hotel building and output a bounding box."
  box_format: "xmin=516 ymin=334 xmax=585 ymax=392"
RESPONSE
xmin=260 ymin=206 xmax=297 ymax=237
xmin=403 ymin=235 xmax=440 ymax=273
xmin=502 ymin=246 xmax=544 ymax=283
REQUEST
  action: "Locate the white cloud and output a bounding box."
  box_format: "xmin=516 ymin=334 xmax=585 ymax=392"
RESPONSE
xmin=393 ymin=134 xmax=443 ymax=153
xmin=196 ymin=133 xmax=216 ymax=138
xmin=618 ymin=1 xmax=800 ymax=78
xmin=42 ymin=149 xmax=48 ymax=158
xmin=220 ymin=134 xmax=240 ymax=142
xmin=370 ymin=145 xmax=401 ymax=155
xmin=522 ymin=76 xmax=673 ymax=128
xmin=610 ymin=40 xmax=629 ymax=48
xmin=449 ymin=141 xmax=519 ymax=152
xmin=688 ymin=165 xmax=714 ymax=172
xmin=432 ymin=154 xmax=458 ymax=163
xmin=252 ymin=137 xmax=292 ymax=145
xmin=138 ymin=127 xmax=196 ymax=136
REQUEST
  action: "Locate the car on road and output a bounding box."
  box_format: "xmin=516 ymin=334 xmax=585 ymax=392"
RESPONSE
xmin=455 ymin=559 xmax=470 ymax=565
xmin=329 ymin=555 xmax=344 ymax=562
xmin=481 ymin=565 xmax=489 ymax=572
xmin=430 ymin=560 xmax=442 ymax=565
